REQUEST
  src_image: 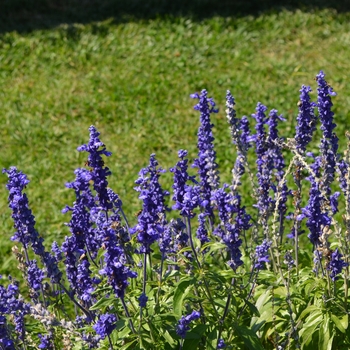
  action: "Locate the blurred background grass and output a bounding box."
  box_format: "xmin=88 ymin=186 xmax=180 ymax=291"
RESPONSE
xmin=1 ymin=0 xmax=350 ymax=274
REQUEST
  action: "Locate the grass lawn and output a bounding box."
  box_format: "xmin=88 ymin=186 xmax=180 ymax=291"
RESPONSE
xmin=1 ymin=3 xmax=350 ymax=274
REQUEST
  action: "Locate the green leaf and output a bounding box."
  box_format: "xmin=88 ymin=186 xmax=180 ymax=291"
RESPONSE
xmin=233 ymin=324 xmax=264 ymax=350
xmin=297 ymin=305 xmax=320 ymax=322
xmin=244 ymin=299 xmax=260 ymax=317
xmin=200 ymin=242 xmax=226 ymax=254
xmin=299 ymin=311 xmax=323 ymax=346
xmin=89 ymin=296 xmax=114 ymax=310
xmin=183 ymin=324 xmax=207 ymax=350
xmin=319 ymin=315 xmax=332 ymax=350
xmin=331 ymin=313 xmax=346 ymax=333
xmin=163 ymin=269 xmax=180 ymax=280
xmin=173 ymin=277 xmax=195 ymax=317
xmin=118 ymin=324 xmax=133 ymax=339
xmin=255 ymin=289 xmax=271 ymax=312
xmin=162 ymin=330 xmax=177 ymax=347
xmin=340 ymin=313 xmax=348 ymax=331
xmin=120 ymin=339 xmax=138 ymax=350
xmin=115 ymin=320 xmax=126 ymax=330
xmin=206 ymin=328 xmax=218 ymax=350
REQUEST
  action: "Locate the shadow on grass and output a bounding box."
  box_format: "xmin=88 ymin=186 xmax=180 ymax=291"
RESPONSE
xmin=1 ymin=0 xmax=350 ymax=34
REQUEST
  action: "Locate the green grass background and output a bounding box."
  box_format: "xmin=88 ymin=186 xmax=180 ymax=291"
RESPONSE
xmin=1 ymin=0 xmax=350 ymax=274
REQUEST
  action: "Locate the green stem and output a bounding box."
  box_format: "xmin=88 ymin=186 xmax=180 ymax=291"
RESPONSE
xmin=121 ymin=297 xmax=135 ymax=333
xmin=185 ymin=217 xmax=200 ymax=268
xmin=217 ymin=278 xmax=234 ymax=348
xmin=185 ymin=216 xmax=219 ymax=319
xmin=156 ymin=251 xmax=165 ymax=309
xmin=59 ymin=283 xmax=92 ymax=319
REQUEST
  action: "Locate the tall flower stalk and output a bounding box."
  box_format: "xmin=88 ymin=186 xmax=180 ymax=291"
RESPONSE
xmin=131 ymin=154 xmax=169 ymax=314
xmin=3 ymin=167 xmax=62 ymax=291
xmin=191 ymin=90 xmax=219 ymax=221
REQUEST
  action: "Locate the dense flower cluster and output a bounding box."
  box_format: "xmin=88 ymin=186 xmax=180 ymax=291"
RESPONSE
xmin=98 ymin=213 xmax=137 ymax=299
xmin=316 ymin=71 xmax=338 ymax=196
xmin=299 ymin=177 xmax=331 ymax=246
xmin=327 ymin=249 xmax=348 ymax=281
xmin=267 ymin=109 xmax=285 ymax=178
xmin=93 ymin=313 xmax=117 ymax=340
xmin=170 ymin=150 xmax=199 ymax=219
xmin=252 ymin=103 xmax=272 ymax=216
xmin=254 ymin=240 xmax=272 ymax=270
xmin=131 ymin=154 xmax=169 ymax=253
xmin=191 ymin=90 xmax=219 ymax=217
xmin=38 ymin=332 xmax=53 ymax=349
xmin=3 ymin=167 xmax=62 ymax=285
xmin=217 ymin=339 xmax=226 ymax=349
xmin=27 ymin=260 xmax=44 ymax=294
xmin=211 ymin=186 xmax=251 ymax=270
xmin=62 ymin=168 xmax=99 ymax=302
xmin=176 ymin=310 xmax=201 ymax=338
xmin=77 ymin=125 xmax=112 ymax=211
xmin=295 ymin=85 xmax=317 ymax=153
xmin=0 ymin=278 xmax=30 ymax=344
xmin=2 ymin=72 xmax=349 ymax=349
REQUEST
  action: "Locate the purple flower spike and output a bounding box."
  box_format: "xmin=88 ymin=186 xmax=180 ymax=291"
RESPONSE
xmin=316 ymin=71 xmax=339 ymax=195
xmin=327 ymin=249 xmax=348 ymax=281
xmin=251 ymin=103 xmax=274 ymax=216
xmin=217 ymin=338 xmax=226 ymax=349
xmin=316 ymin=71 xmax=337 ymax=140
xmin=254 ymin=240 xmax=271 ymax=270
xmin=196 ymin=213 xmax=209 ymax=245
xmin=267 ymin=109 xmax=286 ymax=179
xmin=211 ymin=187 xmax=250 ymax=271
xmin=240 ymin=116 xmax=254 ymax=151
xmin=330 ymin=192 xmax=340 ymax=214
xmin=181 ymin=185 xmax=200 ymax=219
xmin=226 ymin=90 xmax=239 ymax=145
xmin=192 ymin=90 xmax=220 ymax=217
xmin=63 ymin=168 xmax=99 ymax=257
xmin=0 ymin=315 xmax=15 ymax=349
xmin=170 ymin=149 xmax=198 ymax=217
xmin=38 ymin=333 xmax=53 ymax=350
xmin=51 ymin=242 xmax=63 ymax=261
xmin=337 ymin=159 xmax=348 ymax=194
xmin=176 ymin=310 xmax=201 ymax=339
xmin=3 ymin=167 xmax=62 ymax=284
xmin=93 ymin=313 xmax=117 ymax=340
xmin=131 ymin=154 xmax=169 ymax=254
xmin=298 ymin=178 xmax=331 ymax=246
xmin=159 ymin=224 xmax=173 ymax=255
xmin=0 ymin=278 xmax=30 ymax=342
xmin=62 ymin=167 xmax=100 ymax=301
xmin=231 ymin=114 xmax=254 ymax=189
xmin=77 ymin=125 xmax=112 ymax=211
xmin=252 ymin=102 xmax=268 ymax=167
xmin=295 ymin=85 xmax=317 ymax=153
xmin=97 ymin=213 xmax=137 ymax=299
xmin=138 ymin=292 xmax=148 ymax=307
xmin=211 ymin=185 xmax=234 ymax=224
xmin=284 ymin=251 xmax=295 ymax=270
xmin=3 ymin=167 xmax=41 ymax=250
xmin=27 ymin=260 xmax=44 ymax=293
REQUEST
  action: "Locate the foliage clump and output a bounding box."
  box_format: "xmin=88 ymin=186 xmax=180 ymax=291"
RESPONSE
xmin=2 ymin=71 xmax=350 ymax=349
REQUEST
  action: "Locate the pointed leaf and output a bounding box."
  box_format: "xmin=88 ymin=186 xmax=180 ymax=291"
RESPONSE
xmin=331 ymin=314 xmax=346 ymax=333
xmin=173 ymin=277 xmax=196 ymax=317
xmin=319 ymin=315 xmax=331 ymax=350
xmin=233 ymin=324 xmax=264 ymax=350
xmin=183 ymin=325 xmax=207 ymax=350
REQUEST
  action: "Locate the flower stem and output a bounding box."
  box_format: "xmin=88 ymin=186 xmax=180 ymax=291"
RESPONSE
xmin=185 ymin=217 xmax=219 ymax=319
xmin=121 ymin=297 xmax=135 ymax=333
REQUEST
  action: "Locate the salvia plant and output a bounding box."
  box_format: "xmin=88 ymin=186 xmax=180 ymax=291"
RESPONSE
xmin=1 ymin=71 xmax=350 ymax=350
